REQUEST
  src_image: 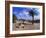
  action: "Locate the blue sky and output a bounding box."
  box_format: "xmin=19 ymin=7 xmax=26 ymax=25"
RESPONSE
xmin=13 ymin=7 xmax=40 ymax=20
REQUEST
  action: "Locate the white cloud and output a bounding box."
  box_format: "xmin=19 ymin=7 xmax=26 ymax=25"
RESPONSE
xmin=13 ymin=8 xmax=40 ymax=20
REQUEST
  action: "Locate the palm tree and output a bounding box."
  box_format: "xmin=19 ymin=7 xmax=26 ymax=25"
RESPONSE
xmin=29 ymin=8 xmax=38 ymax=25
xmin=13 ymin=14 xmax=17 ymax=23
xmin=29 ymin=10 xmax=34 ymax=25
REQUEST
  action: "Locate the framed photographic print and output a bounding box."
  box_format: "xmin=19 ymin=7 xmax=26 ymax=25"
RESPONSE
xmin=5 ymin=1 xmax=45 ymax=37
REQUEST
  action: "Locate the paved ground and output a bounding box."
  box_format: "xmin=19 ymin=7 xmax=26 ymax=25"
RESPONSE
xmin=12 ymin=23 xmax=40 ymax=31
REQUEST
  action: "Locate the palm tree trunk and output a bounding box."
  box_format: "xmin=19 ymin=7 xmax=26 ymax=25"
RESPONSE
xmin=32 ymin=15 xmax=34 ymax=25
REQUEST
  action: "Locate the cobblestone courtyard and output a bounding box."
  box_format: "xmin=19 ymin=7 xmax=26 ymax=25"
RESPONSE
xmin=12 ymin=23 xmax=40 ymax=31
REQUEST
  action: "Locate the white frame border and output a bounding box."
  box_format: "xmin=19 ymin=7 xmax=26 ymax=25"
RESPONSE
xmin=10 ymin=4 xmax=43 ymax=34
